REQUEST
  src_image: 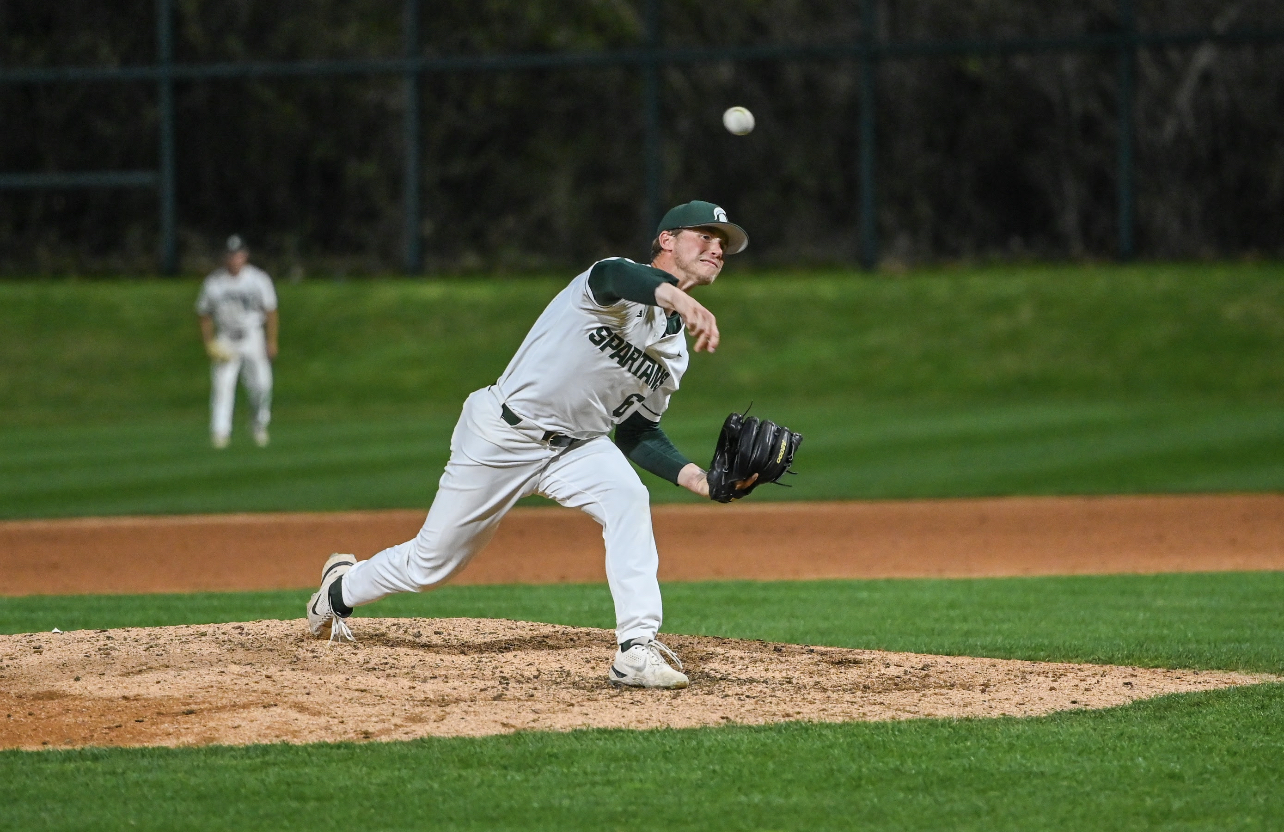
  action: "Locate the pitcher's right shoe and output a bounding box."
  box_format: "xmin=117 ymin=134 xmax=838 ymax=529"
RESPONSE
xmin=307 ymin=553 xmax=356 ymax=643
xmin=608 ymin=639 xmax=689 ymax=689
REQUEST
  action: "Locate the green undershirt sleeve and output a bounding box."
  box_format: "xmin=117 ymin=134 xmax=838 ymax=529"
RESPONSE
xmin=589 ymin=259 xmax=677 ymax=306
xmin=613 ymin=411 xmax=693 ymax=485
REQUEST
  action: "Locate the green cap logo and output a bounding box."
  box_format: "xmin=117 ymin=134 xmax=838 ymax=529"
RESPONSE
xmin=656 ymin=201 xmax=748 ymax=255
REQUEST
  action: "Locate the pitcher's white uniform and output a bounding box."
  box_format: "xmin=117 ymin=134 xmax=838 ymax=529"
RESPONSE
xmin=314 ymin=200 xmax=748 ymax=688
xmin=342 ymin=262 xmax=687 ymax=643
xmin=195 ymin=264 xmax=277 ymax=443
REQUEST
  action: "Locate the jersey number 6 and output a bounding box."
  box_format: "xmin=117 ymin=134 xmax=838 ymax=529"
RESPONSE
xmin=612 ymin=393 xmax=647 ymax=418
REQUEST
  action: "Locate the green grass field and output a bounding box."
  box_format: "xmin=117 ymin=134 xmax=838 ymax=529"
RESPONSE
xmin=5 ymin=398 xmax=1283 ymax=517
xmin=6 ymin=688 xmax=1280 ymax=832
xmin=2 ymin=575 xmax=1282 ymax=831
xmin=2 ymin=264 xmax=1282 ymax=829
xmin=2 ymin=263 xmax=1283 ymax=517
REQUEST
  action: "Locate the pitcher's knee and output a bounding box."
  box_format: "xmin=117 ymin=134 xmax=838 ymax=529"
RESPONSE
xmin=609 ymin=477 xmax=651 ymax=512
xmin=399 ymin=540 xmax=440 ymax=588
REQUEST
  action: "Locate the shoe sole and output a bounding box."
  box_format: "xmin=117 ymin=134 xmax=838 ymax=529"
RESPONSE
xmin=607 ymin=667 xmax=689 ymax=690
xmin=608 ymin=678 xmax=690 ymax=690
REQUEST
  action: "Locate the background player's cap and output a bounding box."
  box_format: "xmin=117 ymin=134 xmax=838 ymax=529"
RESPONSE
xmin=225 ymin=234 xmax=247 ymax=253
xmin=656 ymin=201 xmax=748 ymax=255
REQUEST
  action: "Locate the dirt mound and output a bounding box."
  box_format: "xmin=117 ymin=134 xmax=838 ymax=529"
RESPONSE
xmin=1 ymin=619 xmax=1270 ymax=750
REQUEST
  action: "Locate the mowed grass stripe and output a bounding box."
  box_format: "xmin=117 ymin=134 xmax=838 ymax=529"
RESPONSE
xmin=2 ymin=264 xmax=1283 ymax=516
xmin=5 ymin=399 xmax=1284 ymax=518
xmin=782 ymin=400 xmax=1284 ymax=500
xmin=0 ymin=416 xmax=455 ymax=517
xmin=5 ymin=573 xmax=1283 ymax=674
xmin=9 ymin=265 xmax=1284 ymax=422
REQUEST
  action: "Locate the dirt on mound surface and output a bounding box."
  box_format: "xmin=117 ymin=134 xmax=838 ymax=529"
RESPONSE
xmin=0 ymin=619 xmax=1270 ymax=750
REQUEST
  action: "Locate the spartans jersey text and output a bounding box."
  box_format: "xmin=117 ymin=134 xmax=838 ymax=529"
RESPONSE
xmin=587 ymin=326 xmax=672 ymax=391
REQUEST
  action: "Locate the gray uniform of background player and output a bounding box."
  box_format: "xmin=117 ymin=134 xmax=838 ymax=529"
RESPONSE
xmin=196 ymin=236 xmax=279 ymax=448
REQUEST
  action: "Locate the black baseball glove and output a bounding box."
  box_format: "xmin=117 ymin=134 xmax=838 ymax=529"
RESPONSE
xmin=706 ymin=410 xmax=803 ymax=503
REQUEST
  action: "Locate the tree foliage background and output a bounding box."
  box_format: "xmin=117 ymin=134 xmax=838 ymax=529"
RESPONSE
xmin=2 ymin=0 xmax=1282 ymax=274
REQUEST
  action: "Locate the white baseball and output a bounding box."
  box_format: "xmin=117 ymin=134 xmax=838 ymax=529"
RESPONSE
xmin=722 ymin=106 xmax=755 ymax=136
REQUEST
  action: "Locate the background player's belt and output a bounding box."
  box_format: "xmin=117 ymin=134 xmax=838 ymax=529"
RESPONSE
xmin=500 ymin=403 xmax=574 ymax=448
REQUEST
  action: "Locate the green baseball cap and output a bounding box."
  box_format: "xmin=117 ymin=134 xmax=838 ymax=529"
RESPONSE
xmin=656 ymin=201 xmax=748 ymax=255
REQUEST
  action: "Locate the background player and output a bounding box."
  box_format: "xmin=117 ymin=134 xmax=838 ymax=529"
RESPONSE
xmin=308 ymin=201 xmax=755 ymax=689
xmin=196 ymin=235 xmax=279 ymax=448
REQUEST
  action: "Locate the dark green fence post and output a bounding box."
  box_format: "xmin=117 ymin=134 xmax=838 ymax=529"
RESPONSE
xmin=1117 ymin=0 xmax=1136 ymax=260
xmin=403 ymin=0 xmax=423 ymax=274
xmin=642 ymin=0 xmax=662 ymax=247
xmin=157 ymin=0 xmax=177 ymax=274
xmin=858 ymin=0 xmax=878 ymax=271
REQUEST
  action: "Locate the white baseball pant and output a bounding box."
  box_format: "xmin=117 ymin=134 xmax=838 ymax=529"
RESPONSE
xmin=341 ymin=386 xmax=664 ymax=644
xmin=209 ymin=332 xmax=273 ymax=440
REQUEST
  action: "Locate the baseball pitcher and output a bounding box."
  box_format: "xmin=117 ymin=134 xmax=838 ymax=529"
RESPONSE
xmin=309 ymin=202 xmax=798 ymax=689
xmin=196 ymin=235 xmax=278 ymax=448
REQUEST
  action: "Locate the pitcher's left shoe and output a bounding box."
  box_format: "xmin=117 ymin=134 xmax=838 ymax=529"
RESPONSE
xmin=307 ymin=553 xmax=356 ymax=643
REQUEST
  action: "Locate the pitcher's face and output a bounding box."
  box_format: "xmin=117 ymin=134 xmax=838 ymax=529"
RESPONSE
xmin=669 ymin=228 xmax=726 ymax=286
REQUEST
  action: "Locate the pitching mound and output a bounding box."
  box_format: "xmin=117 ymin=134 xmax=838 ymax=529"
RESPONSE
xmin=1 ymin=618 xmax=1270 ymax=750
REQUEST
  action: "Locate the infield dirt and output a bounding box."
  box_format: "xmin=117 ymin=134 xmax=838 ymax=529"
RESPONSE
xmin=4 ymin=494 xmax=1282 ymax=596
